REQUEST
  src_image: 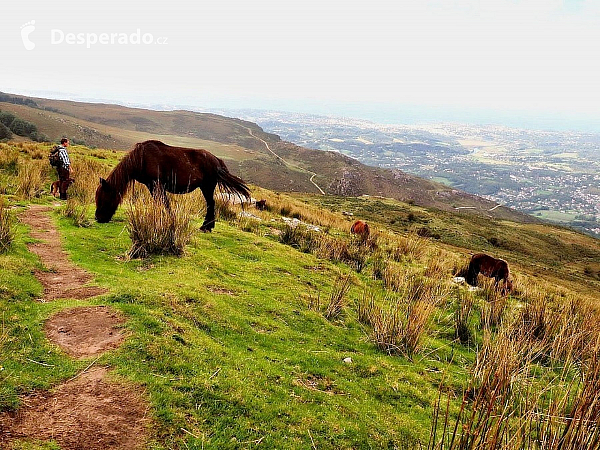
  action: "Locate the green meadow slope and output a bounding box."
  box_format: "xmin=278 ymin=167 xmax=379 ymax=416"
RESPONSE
xmin=1 ymin=142 xmax=599 ymax=449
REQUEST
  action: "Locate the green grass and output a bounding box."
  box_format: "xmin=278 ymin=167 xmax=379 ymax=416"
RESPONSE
xmin=65 ymin=211 xmax=473 ymax=448
xmin=1 ymin=204 xmax=472 ymax=449
xmin=2 ymin=143 xmax=599 ymax=449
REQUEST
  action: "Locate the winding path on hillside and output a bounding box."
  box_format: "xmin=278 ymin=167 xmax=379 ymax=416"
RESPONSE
xmin=0 ymin=205 xmax=149 ymax=450
xmin=240 ymin=125 xmax=326 ymax=195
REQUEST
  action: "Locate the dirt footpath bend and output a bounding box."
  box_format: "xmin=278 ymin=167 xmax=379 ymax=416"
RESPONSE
xmin=0 ymin=204 xmax=150 ymax=450
xmin=19 ymin=204 xmax=108 ymax=300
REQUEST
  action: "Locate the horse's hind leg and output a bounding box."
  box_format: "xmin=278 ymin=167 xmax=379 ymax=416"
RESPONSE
xmin=200 ymin=183 xmax=217 ymax=232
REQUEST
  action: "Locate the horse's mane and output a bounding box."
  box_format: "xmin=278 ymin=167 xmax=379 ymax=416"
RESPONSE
xmin=106 ymin=143 xmax=144 ymax=199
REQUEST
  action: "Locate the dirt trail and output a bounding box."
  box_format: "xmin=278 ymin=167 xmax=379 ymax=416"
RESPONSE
xmin=44 ymin=305 xmax=127 ymax=358
xmin=19 ymin=204 xmax=108 ymax=300
xmin=240 ymin=124 xmax=326 ymax=195
xmin=0 ymin=204 xmax=150 ymax=449
xmin=0 ymin=367 xmax=149 ymax=450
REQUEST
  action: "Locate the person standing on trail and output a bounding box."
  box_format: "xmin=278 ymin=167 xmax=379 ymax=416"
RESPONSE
xmin=55 ymin=137 xmax=73 ymax=200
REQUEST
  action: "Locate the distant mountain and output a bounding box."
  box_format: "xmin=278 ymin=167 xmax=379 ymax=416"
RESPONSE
xmin=0 ymin=92 xmax=536 ymax=223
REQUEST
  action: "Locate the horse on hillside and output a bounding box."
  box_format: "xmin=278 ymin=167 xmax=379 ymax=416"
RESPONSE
xmin=350 ymin=220 xmax=370 ymax=239
xmin=466 ymin=253 xmax=513 ymax=294
xmin=95 ymin=140 xmax=251 ymax=231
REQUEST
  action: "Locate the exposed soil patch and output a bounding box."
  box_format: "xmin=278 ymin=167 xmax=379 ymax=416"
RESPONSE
xmin=19 ymin=205 xmax=108 ymax=300
xmin=0 ymin=367 xmax=149 ymax=450
xmin=45 ymin=306 xmax=127 ymax=358
xmin=207 ymin=285 xmax=237 ymax=296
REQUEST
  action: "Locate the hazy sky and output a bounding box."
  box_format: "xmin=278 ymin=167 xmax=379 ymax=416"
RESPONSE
xmin=3 ymin=0 xmax=600 ymax=130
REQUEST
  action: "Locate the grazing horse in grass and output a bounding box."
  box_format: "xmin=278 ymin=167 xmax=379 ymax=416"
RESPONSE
xmin=350 ymin=220 xmax=370 ymax=239
xmin=95 ymin=140 xmax=251 ymax=231
xmin=466 ymin=253 xmax=513 ymax=293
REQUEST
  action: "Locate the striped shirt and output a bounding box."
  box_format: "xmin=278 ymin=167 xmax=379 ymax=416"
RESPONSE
xmin=57 ymin=146 xmax=70 ymax=167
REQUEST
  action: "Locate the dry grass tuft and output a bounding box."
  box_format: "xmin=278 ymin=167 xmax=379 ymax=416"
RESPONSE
xmin=362 ymin=275 xmax=448 ymax=358
xmin=324 ymin=275 xmax=352 ymax=320
xmin=0 ymin=198 xmax=14 ymax=253
xmin=454 ymin=288 xmax=476 ymax=344
xmin=16 ymin=159 xmax=47 ymax=199
xmin=126 ymin=186 xmax=196 ymax=259
xmin=60 ymin=159 xmax=108 ymax=227
xmin=479 ymin=277 xmax=509 ymax=330
xmin=392 ymin=232 xmax=428 ymax=261
xmin=0 ymin=147 xmax=19 ymax=175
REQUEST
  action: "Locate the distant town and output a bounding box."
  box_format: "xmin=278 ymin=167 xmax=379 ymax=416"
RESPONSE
xmin=227 ymin=110 xmax=600 ymax=237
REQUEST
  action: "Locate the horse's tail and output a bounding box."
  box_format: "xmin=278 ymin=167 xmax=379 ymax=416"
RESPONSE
xmin=216 ymin=166 xmax=251 ymax=202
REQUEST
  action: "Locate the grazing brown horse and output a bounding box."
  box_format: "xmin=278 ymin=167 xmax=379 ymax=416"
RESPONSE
xmin=466 ymin=253 xmax=513 ymax=293
xmin=350 ymin=220 xmax=370 ymax=239
xmin=95 ymin=140 xmax=251 ymax=231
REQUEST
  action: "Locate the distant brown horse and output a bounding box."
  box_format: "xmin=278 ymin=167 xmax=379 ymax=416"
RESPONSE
xmin=467 ymin=253 xmax=513 ymax=293
xmin=350 ymin=220 xmax=370 ymax=239
xmin=95 ymin=140 xmax=251 ymax=231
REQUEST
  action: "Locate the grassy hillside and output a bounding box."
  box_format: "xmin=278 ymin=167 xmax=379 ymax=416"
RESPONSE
xmin=0 ymin=92 xmax=534 ymax=223
xmin=1 ymin=142 xmax=599 ymax=449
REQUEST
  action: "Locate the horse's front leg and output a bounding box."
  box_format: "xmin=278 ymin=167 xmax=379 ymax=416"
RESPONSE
xmin=200 ymin=184 xmax=217 ymax=232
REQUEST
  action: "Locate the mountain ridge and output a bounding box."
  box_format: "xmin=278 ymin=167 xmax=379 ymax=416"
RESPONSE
xmin=0 ymin=91 xmax=536 ymax=223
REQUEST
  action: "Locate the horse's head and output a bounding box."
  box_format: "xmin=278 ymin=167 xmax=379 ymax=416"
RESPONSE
xmin=95 ymin=178 xmax=120 ymax=223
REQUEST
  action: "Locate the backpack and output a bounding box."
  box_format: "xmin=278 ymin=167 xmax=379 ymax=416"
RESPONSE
xmin=48 ymin=146 xmax=61 ymax=167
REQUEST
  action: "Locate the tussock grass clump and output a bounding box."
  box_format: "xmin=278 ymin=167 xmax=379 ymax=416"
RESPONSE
xmin=355 ymin=289 xmax=379 ymax=325
xmin=514 ymin=290 xmax=552 ymax=343
xmin=342 ymin=241 xmax=368 ymax=272
xmin=0 ymin=198 xmax=14 ymax=253
xmin=392 ymin=232 xmax=428 ymax=261
xmin=62 ymin=198 xmax=92 ymax=227
xmin=479 ymin=277 xmax=509 ymax=329
xmin=361 ymin=275 xmax=447 ymax=358
xmin=60 ymin=159 xmax=108 ymax=227
xmin=472 ymin=328 xmax=529 ymax=400
xmin=454 ymin=288 xmax=476 ymax=344
xmin=215 ymin=196 xmax=237 ymax=223
xmin=126 ymin=187 xmax=195 ymax=259
xmin=68 ymin=159 xmax=106 ymax=204
xmin=550 ymin=298 xmax=600 ymax=364
xmin=279 ymin=224 xmax=320 ymax=253
xmin=324 ymin=275 xmax=352 ymax=320
xmin=16 ymin=159 xmax=47 ymax=199
xmin=430 ymin=328 xmax=600 ymax=450
xmin=370 ymin=297 xmax=437 ymax=358
xmin=238 ymin=216 xmax=261 ymax=234
xmin=370 ymin=250 xmax=387 ymax=280
xmin=382 ymin=261 xmax=407 ymax=292
xmin=0 ymin=146 xmax=19 ymax=175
